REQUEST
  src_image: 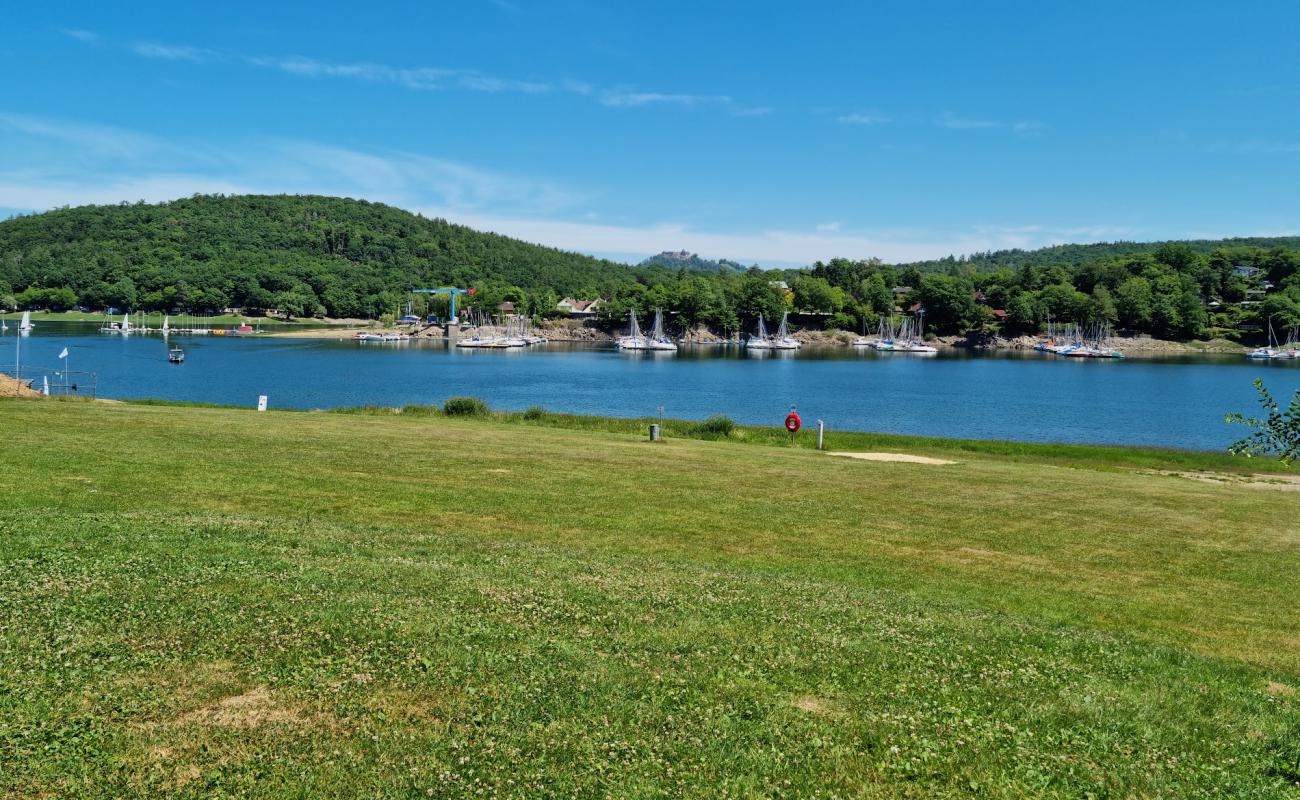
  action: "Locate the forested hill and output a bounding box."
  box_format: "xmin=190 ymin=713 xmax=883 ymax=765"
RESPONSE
xmin=0 ymin=194 xmax=660 ymax=318
xmin=899 ymin=236 xmax=1300 ymax=272
xmin=637 ymin=251 xmax=747 ymax=272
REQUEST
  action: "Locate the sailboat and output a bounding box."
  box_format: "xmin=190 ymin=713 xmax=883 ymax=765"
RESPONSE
xmin=894 ymin=315 xmax=937 ymax=353
xmin=617 ymin=308 xmax=650 ymax=350
xmin=1247 ymin=317 xmax=1283 ymax=360
xmin=770 ymin=312 xmax=801 ymax=350
xmin=746 ymin=314 xmax=773 ymax=349
xmin=644 ymin=309 xmax=678 ymax=351
xmin=162 ymin=315 xmax=170 ymax=336
xmin=18 ymin=310 xmax=33 ymax=335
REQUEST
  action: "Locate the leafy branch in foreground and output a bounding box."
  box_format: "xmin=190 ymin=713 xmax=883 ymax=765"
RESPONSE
xmin=1225 ymin=379 xmax=1300 ymax=465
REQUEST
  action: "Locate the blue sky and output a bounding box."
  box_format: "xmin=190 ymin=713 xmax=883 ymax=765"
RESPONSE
xmin=3 ymin=0 xmax=1300 ymax=265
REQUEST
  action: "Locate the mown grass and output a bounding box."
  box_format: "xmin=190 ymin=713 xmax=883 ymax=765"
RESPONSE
xmin=331 ymin=400 xmax=1297 ymax=475
xmin=1 ymin=399 xmax=1298 ymax=798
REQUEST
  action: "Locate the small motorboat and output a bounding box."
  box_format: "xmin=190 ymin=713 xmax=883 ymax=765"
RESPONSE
xmin=168 ymin=346 xmax=185 ymax=363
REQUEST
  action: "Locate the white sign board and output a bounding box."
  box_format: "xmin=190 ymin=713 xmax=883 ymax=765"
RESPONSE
xmin=257 ymin=395 xmax=268 ymax=412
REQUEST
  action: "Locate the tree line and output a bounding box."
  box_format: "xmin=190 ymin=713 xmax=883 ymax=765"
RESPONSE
xmin=3 ymin=195 xmax=1299 ymax=340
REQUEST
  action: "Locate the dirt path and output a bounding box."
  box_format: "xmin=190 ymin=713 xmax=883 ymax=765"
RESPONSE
xmin=1143 ymin=469 xmax=1300 ymax=492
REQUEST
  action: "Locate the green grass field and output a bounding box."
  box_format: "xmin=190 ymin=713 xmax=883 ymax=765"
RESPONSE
xmin=1 ymin=399 xmax=1298 ymax=798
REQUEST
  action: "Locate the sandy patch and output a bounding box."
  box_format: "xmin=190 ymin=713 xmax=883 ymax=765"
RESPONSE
xmin=792 ymin=695 xmax=842 ymax=716
xmin=1145 ymin=470 xmax=1300 ymax=492
xmin=0 ymin=373 xmax=42 ymax=398
xmin=827 ymin=451 xmax=956 ymax=465
xmin=174 ymin=687 xmax=302 ymax=729
xmin=1266 ymin=681 xmax=1296 ymax=696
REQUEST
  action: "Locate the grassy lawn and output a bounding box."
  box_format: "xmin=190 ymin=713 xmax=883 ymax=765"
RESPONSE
xmin=1 ymin=399 xmax=1297 ymax=797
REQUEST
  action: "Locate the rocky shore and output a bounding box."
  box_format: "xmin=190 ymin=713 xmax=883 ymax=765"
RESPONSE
xmin=267 ymin=318 xmax=1248 ymax=354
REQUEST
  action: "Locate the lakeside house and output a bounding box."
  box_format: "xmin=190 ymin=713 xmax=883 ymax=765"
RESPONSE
xmin=498 ymin=301 xmax=517 ymax=318
xmin=556 ymin=298 xmax=603 ymax=317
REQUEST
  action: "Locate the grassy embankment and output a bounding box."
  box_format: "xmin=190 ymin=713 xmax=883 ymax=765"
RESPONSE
xmin=1 ymin=399 xmax=1298 ymax=797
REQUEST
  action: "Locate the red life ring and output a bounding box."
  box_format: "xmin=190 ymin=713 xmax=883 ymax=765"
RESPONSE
xmin=785 ymin=412 xmax=801 ymax=433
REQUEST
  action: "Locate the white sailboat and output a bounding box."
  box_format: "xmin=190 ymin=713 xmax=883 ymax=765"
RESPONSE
xmin=162 ymin=315 xmax=170 ymax=335
xmin=770 ymin=312 xmax=801 ymax=350
xmin=1247 ymin=318 xmax=1283 ymax=360
xmin=617 ymin=308 xmax=650 ymax=350
xmin=644 ymin=309 xmax=678 ymax=351
xmin=746 ymin=314 xmax=773 ymax=349
xmin=18 ymin=310 xmax=33 ymax=335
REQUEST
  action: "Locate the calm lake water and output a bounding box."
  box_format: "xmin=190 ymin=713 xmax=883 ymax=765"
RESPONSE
xmin=5 ymin=324 xmax=1300 ymax=451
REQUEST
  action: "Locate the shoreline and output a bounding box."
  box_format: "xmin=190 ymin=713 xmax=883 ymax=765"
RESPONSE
xmin=11 ymin=312 xmax=1251 ymax=353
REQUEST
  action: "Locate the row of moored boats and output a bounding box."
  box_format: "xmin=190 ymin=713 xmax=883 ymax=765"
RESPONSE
xmin=850 ymin=315 xmax=938 ymax=354
xmin=1030 ymin=322 xmax=1124 ymax=359
xmin=1246 ymin=324 xmax=1300 ymax=360
xmin=616 ymin=310 xmax=805 ymax=352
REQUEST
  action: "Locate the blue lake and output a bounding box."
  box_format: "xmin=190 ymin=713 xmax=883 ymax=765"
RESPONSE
xmin=5 ymin=325 xmax=1300 ymax=451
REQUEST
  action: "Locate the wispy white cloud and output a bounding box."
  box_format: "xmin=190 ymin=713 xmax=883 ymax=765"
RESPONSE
xmin=58 ymin=29 xmax=99 ymax=43
xmin=599 ymin=90 xmax=770 ymax=117
xmin=253 ymin=55 xmax=553 ymax=94
xmin=837 ymin=111 xmax=892 ymax=126
xmin=132 ymin=42 xmax=219 ymax=62
xmin=0 ymin=113 xmax=159 ymax=159
xmin=936 ymin=112 xmax=1044 ymax=134
xmin=1 ymin=112 xmax=1121 ymax=264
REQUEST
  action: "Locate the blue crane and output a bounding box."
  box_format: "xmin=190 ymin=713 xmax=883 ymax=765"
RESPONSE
xmin=411 ymin=287 xmax=474 ymax=323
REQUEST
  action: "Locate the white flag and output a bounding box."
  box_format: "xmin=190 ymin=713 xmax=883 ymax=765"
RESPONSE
xmin=58 ymin=347 xmax=68 ymax=359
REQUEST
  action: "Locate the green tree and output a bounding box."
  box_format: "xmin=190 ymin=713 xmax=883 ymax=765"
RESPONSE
xmin=915 ymin=274 xmax=978 ymax=334
xmin=1115 ymin=277 xmax=1153 ymax=330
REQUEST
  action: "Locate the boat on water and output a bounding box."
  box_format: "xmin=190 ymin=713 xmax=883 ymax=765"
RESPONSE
xmin=18 ymin=310 xmax=33 ymax=335
xmin=1060 ymin=324 xmax=1123 ymax=359
xmin=355 ymin=331 xmax=408 ymax=342
xmin=869 ymin=314 xmax=934 ymax=354
xmin=642 ymin=309 xmax=678 ymax=351
xmin=168 ymin=346 xmax=185 ymax=363
xmin=769 ymin=312 xmax=801 ymax=350
xmin=745 ymin=314 xmax=773 ymax=349
xmin=1246 ymin=318 xmax=1290 ymax=359
xmin=616 ymin=308 xmax=651 ymax=350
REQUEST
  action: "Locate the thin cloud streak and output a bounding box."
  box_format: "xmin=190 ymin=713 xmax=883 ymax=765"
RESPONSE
xmin=58 ymin=29 xmax=99 ymax=43
xmin=936 ymin=112 xmax=1044 ymax=134
xmin=1 ymin=112 xmax=1120 ymax=264
xmin=104 ymin=36 xmax=768 ymax=117
xmin=837 ymin=111 xmax=892 ymax=126
xmin=133 ymin=43 xmax=218 ymax=62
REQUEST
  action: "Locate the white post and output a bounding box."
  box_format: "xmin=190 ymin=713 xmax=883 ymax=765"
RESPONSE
xmin=817 ymin=419 xmax=825 ymax=450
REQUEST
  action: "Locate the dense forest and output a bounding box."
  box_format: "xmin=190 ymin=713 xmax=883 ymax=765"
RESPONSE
xmin=637 ymin=251 xmax=746 ymax=273
xmin=3 ymin=194 xmax=1300 ymax=340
